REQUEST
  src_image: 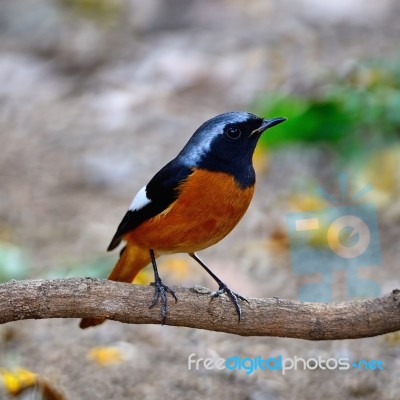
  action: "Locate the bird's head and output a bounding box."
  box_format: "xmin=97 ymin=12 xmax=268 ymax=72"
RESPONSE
xmin=177 ymin=111 xmax=286 ymax=187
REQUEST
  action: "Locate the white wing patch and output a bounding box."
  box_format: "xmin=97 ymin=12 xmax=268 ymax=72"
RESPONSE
xmin=129 ymin=186 xmax=151 ymax=211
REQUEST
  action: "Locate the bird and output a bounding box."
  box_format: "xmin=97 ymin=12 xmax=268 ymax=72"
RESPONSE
xmin=79 ymin=111 xmax=286 ymax=329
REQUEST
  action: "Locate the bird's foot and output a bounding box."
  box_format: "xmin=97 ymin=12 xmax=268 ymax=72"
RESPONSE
xmin=150 ymin=277 xmax=177 ymax=324
xmin=211 ymin=283 xmax=248 ymax=321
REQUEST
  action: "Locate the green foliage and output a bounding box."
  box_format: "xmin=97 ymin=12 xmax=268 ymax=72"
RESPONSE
xmin=59 ymin=0 xmax=122 ymax=23
xmin=253 ymin=59 xmax=400 ymax=153
xmin=45 ymin=256 xmax=114 ymax=279
xmin=0 ymin=243 xmax=28 ymax=283
xmin=253 ymin=96 xmax=352 ymax=147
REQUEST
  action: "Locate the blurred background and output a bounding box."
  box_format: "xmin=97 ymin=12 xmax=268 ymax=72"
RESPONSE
xmin=0 ymin=0 xmax=400 ymax=399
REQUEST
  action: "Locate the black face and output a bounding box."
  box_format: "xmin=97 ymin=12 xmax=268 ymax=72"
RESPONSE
xmin=198 ymin=115 xmax=266 ymax=188
xmin=176 ymin=112 xmax=285 ymax=188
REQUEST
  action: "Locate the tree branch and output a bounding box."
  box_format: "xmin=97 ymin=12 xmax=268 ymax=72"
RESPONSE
xmin=0 ymin=278 xmax=399 ymax=340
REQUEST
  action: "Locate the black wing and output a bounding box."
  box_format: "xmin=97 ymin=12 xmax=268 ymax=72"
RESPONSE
xmin=107 ymin=158 xmax=192 ymax=251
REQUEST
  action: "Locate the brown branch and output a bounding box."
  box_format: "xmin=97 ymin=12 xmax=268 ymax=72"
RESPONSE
xmin=0 ymin=278 xmax=399 ymax=340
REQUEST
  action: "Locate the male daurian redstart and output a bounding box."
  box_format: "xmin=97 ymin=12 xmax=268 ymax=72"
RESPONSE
xmin=80 ymin=112 xmax=286 ymax=329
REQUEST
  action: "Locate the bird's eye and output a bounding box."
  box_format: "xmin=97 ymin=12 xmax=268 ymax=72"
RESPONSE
xmin=225 ymin=126 xmax=241 ymax=140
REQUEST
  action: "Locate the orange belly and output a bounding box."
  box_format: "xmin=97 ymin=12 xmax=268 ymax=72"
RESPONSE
xmin=124 ymin=169 xmax=255 ymax=254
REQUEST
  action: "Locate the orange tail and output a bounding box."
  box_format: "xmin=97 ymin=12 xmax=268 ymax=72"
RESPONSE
xmin=79 ymin=244 xmax=152 ymax=329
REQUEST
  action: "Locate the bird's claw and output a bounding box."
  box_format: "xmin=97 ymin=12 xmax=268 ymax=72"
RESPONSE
xmin=150 ymin=277 xmax=177 ymax=324
xmin=211 ymin=283 xmax=248 ymax=321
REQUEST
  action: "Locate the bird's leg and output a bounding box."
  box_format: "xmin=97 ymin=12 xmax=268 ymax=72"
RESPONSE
xmin=189 ymin=252 xmax=248 ymax=321
xmin=149 ymin=249 xmax=177 ymax=324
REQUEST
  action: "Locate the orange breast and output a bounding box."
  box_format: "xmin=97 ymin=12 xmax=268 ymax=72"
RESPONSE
xmin=124 ymin=169 xmax=255 ymax=253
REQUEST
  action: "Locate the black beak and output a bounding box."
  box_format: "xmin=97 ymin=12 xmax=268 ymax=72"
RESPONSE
xmin=251 ymin=117 xmax=287 ymax=135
